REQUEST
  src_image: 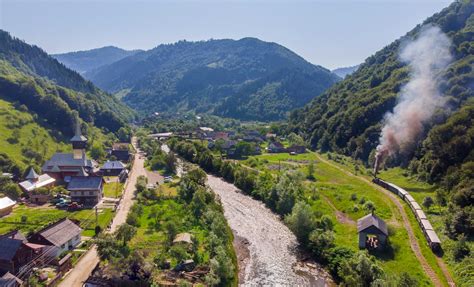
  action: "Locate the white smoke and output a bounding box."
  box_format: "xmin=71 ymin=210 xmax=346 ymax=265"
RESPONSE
xmin=374 ymin=25 xmax=453 ymax=172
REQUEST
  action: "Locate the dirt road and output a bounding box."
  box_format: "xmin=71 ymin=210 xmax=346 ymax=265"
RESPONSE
xmin=207 ymin=175 xmax=330 ymax=286
xmin=59 ymin=138 xmax=145 ymax=287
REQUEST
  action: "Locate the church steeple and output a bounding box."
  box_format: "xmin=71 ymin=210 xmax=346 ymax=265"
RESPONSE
xmin=70 ymin=116 xmax=87 ymax=159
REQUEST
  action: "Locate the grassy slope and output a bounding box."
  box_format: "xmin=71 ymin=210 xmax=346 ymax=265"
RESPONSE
xmin=0 ymin=98 xmax=70 ymax=170
xmin=243 ymin=151 xmax=448 ymax=286
xmin=376 ymin=168 xmax=473 ymax=286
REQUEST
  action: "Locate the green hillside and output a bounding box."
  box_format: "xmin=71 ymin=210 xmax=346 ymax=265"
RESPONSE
xmin=0 ymin=30 xmax=135 ymax=135
xmin=0 ymin=30 xmax=134 ymax=177
xmin=289 ymin=1 xmax=473 ymax=197
xmin=85 ymin=38 xmax=340 ymax=121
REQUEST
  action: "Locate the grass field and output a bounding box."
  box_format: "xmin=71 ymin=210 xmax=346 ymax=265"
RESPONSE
xmin=243 ymin=151 xmax=449 ymax=286
xmin=0 ymin=204 xmax=114 ymax=237
xmin=103 ymin=179 xmax=124 ymax=198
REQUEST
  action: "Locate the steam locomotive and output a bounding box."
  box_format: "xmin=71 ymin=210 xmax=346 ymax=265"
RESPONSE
xmin=372 ymin=177 xmax=441 ymax=252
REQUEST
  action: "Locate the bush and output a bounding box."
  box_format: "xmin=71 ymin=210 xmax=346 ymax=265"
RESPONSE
xmin=285 ymin=201 xmax=315 ymax=243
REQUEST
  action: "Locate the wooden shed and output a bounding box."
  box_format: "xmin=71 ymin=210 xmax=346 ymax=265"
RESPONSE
xmin=357 ymin=213 xmax=388 ymax=250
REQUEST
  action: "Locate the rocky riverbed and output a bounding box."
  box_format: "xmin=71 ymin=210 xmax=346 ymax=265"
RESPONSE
xmin=207 ymin=175 xmax=332 ymax=286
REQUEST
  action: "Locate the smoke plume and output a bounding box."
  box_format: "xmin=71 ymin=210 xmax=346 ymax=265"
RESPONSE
xmin=374 ymin=25 xmax=453 ymax=174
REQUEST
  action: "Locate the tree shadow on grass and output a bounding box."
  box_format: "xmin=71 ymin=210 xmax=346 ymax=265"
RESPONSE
xmin=368 ymin=242 xmax=396 ymax=261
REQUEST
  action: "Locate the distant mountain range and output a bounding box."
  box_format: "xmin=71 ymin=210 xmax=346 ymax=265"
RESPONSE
xmin=332 ymin=65 xmax=360 ymax=78
xmin=55 ymin=38 xmax=340 ymax=121
xmin=53 ymin=46 xmax=142 ymax=75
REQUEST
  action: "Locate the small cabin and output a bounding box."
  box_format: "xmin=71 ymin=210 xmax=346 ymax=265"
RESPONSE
xmin=357 ymin=213 xmax=388 ymax=250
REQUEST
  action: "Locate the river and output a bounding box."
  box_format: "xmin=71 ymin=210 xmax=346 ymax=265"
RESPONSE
xmin=207 ymin=175 xmax=331 ymax=286
xmin=162 ymin=144 xmax=330 ymax=286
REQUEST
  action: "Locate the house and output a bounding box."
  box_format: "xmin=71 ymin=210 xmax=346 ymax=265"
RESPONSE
xmin=265 ymin=133 xmax=277 ymax=140
xmin=0 ymin=272 xmax=23 ymax=287
xmin=110 ymin=143 xmax=131 ymax=162
xmin=243 ymin=130 xmax=263 ymax=142
xmin=0 ymin=231 xmax=36 ymax=275
xmin=100 ymin=161 xmax=126 ymax=176
xmin=42 ymin=123 xmax=96 ymax=181
xmin=287 ymin=145 xmax=306 ymax=154
xmin=213 ymin=132 xmax=229 ymax=141
xmin=357 ymin=213 xmax=388 ymax=249
xmin=19 ymin=168 xmax=56 ymax=204
xmin=0 ymin=197 xmax=15 ymax=217
xmin=267 ymin=142 xmax=286 ymax=153
xmin=29 ymin=218 xmax=82 ymax=258
xmin=67 ymin=176 xmax=104 ymax=207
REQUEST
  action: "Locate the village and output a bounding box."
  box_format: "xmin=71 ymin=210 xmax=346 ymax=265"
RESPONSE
xmin=0 ymin=122 xmax=133 ymax=286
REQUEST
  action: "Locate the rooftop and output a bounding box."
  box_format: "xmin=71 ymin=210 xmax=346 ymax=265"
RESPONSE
xmin=357 ymin=213 xmax=388 ymax=235
xmin=0 ymin=197 xmax=16 ymax=210
xmin=19 ymin=174 xmax=56 ymax=192
xmin=42 ymin=153 xmax=93 ymax=172
xmin=37 ymin=218 xmax=82 ymax=247
xmin=101 ymin=161 xmax=125 ymax=170
xmin=0 ymin=237 xmax=22 ymax=260
xmin=173 ymin=232 xmax=193 ymax=245
xmin=67 ymin=176 xmax=103 ymax=191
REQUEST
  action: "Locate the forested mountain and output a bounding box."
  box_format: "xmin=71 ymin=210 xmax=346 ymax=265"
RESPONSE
xmin=0 ymin=30 xmax=134 ymax=136
xmin=0 ymin=30 xmax=135 ymax=175
xmin=53 ymin=46 xmax=142 ymax=75
xmin=331 ymin=65 xmax=360 ymax=78
xmin=289 ymin=1 xmax=473 ymax=206
xmin=85 ymin=38 xmax=340 ymax=121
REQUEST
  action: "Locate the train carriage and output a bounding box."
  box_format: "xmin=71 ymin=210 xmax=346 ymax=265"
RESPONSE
xmin=372 ymin=177 xmax=442 ymax=252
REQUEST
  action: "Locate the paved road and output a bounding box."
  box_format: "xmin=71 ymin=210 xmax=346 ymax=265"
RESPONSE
xmin=59 ymin=138 xmax=144 ymax=287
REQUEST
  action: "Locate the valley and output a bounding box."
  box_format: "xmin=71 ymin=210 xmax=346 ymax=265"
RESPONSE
xmin=0 ymin=0 xmax=472 ymax=286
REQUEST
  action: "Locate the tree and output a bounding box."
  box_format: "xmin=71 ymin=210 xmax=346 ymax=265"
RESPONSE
xmin=422 ymin=196 xmax=435 ymax=210
xmin=165 ymin=221 xmax=178 ymax=246
xmin=308 ymin=229 xmax=335 ymax=258
xmin=190 ymin=188 xmax=208 ymax=218
xmin=2 ymin=182 xmax=22 ymax=200
xmin=165 ymin=152 xmax=177 ymax=174
xmin=285 ymin=201 xmax=315 ymax=243
xmin=452 ymin=235 xmax=470 ymax=261
xmin=306 ymin=161 xmax=315 ymax=180
xmin=90 ymin=144 xmax=106 ymax=161
xmin=135 ymin=175 xmax=148 ymax=194
xmin=116 ymin=127 xmax=132 ymax=142
xmin=338 ymin=251 xmax=384 ymax=286
xmin=115 ymin=223 xmax=137 ymax=246
xmin=287 ymin=132 xmax=305 ymax=146
xmin=96 ymin=234 xmax=123 ymax=260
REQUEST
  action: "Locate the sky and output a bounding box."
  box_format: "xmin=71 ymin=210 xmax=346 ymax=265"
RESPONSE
xmin=0 ymin=0 xmax=452 ymax=69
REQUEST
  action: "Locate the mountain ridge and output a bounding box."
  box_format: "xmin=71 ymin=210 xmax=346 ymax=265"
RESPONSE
xmin=53 ymin=46 xmax=142 ymax=75
xmin=77 ymin=37 xmax=340 ymax=121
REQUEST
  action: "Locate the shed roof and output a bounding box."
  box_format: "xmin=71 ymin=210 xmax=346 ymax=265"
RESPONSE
xmin=37 ymin=218 xmax=82 ymax=247
xmin=173 ymin=233 xmax=193 ymax=245
xmin=0 ymin=197 xmax=16 ymax=210
xmin=357 ymin=213 xmax=388 ymax=235
xmin=67 ymin=176 xmax=103 ymax=191
xmin=19 ymin=174 xmax=56 ymax=192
